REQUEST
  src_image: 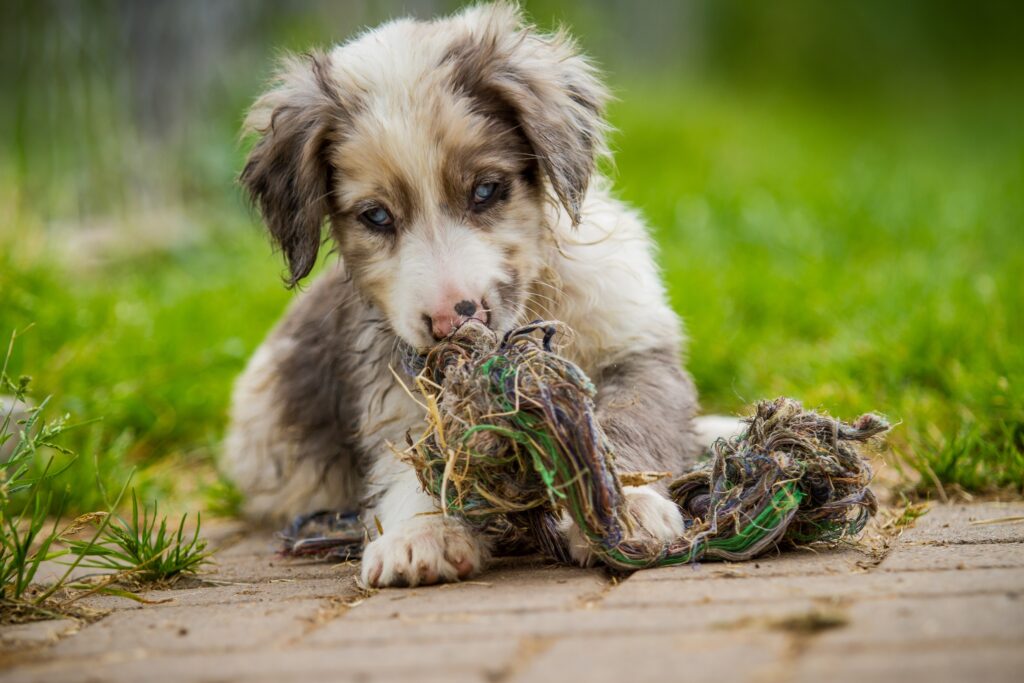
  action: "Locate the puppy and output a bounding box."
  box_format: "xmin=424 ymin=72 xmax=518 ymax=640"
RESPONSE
xmin=224 ymin=2 xmax=737 ymax=588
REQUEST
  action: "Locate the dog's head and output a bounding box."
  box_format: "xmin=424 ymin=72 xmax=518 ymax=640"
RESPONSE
xmin=241 ymin=3 xmax=608 ymax=349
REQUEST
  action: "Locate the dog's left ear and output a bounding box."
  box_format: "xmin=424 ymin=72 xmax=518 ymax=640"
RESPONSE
xmin=448 ymin=4 xmax=610 ymax=225
xmin=240 ymin=51 xmax=348 ymax=287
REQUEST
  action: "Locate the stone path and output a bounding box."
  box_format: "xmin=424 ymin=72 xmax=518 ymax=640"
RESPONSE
xmin=2 ymin=502 xmax=1022 ymax=682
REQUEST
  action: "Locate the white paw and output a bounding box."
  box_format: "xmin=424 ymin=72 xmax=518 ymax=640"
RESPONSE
xmin=360 ymin=516 xmax=487 ymax=588
xmin=558 ymin=486 xmax=684 ymax=567
xmin=621 ymin=485 xmax=686 ymax=540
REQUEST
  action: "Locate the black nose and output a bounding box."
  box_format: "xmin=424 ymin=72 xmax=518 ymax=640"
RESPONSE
xmin=454 ymin=300 xmax=477 ymax=317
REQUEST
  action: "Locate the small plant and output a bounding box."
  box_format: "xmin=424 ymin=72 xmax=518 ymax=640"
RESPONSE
xmin=1 ymin=341 xmax=64 ymax=605
xmin=0 ymin=331 xmax=112 ymax=618
xmin=0 ymin=330 xmax=212 ymax=622
xmin=67 ymin=492 xmax=210 ymax=583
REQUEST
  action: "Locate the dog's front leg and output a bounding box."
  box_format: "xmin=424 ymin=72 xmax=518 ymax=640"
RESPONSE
xmin=561 ymin=348 xmax=702 ymax=565
xmin=360 ymin=466 xmax=490 ymax=588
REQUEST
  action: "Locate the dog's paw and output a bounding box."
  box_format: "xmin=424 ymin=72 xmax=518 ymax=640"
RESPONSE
xmin=360 ymin=516 xmax=487 ymax=588
xmin=559 ymin=485 xmax=684 ymax=567
xmin=621 ymin=485 xmax=685 ymax=541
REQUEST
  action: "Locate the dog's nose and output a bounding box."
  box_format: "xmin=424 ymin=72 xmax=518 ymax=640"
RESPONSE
xmin=453 ymin=300 xmax=477 ymax=317
xmin=428 ymin=299 xmax=485 ymax=340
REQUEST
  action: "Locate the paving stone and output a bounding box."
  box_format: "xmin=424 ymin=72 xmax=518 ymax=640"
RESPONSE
xmin=6 ymin=503 xmax=1023 ymax=683
xmin=0 ymin=619 xmax=77 ymax=651
xmin=39 ymin=599 xmax=324 ymax=660
xmin=880 ymin=542 xmax=1024 ymax=572
xmin=0 ymin=639 xmax=516 ymax=683
xmin=207 ymin=553 xmax=351 ymax=583
xmin=359 ymin=674 xmax=486 ymax=683
xmin=306 ymin=599 xmax=827 ymax=647
xmin=344 ymin=562 xmax=607 ymax=620
xmin=196 ymin=519 xmax=250 ymax=544
xmin=205 ymin=529 xmax=281 ymax=558
xmin=242 ymin=672 xmax=487 ymax=683
xmin=900 ymin=503 xmax=1024 ymax=545
xmin=29 ymin=558 xmax=103 ymax=586
xmin=77 ymin=572 xmax=360 ymax=612
xmin=508 ymin=631 xmax=790 ymax=683
xmin=812 ymin=593 xmax=1024 ymax=649
xmin=792 ymin=644 xmax=1024 ymax=683
xmin=630 ymin=544 xmax=873 ymax=582
xmin=35 ymin=544 xmax=348 ymax=589
xmin=601 ymin=567 xmax=1024 ymax=608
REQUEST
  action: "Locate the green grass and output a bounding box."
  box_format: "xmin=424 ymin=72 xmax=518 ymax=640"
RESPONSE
xmin=1 ymin=223 xmax=291 ymax=510
xmin=611 ymin=85 xmax=1023 ymax=495
xmin=65 ymin=491 xmax=210 ymax=583
xmin=0 ymin=82 xmax=1021 ymax=514
xmin=1 ymin=335 xmax=210 ymax=621
xmin=1 ymin=335 xmax=81 ymax=608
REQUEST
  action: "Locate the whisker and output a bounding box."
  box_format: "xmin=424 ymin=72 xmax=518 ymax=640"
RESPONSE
xmin=526 ymin=291 xmax=559 ymax=307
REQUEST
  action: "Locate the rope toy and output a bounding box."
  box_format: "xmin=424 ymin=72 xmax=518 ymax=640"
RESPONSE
xmin=281 ymin=321 xmax=885 ymax=570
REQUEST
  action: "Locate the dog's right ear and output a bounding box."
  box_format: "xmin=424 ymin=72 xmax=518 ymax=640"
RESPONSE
xmin=240 ymin=51 xmax=347 ymax=287
xmin=446 ymin=3 xmax=610 ymax=227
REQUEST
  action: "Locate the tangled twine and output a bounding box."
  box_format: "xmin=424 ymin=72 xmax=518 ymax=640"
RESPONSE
xmin=400 ymin=321 xmax=884 ymax=571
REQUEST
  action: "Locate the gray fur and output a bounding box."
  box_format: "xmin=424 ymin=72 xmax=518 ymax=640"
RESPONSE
xmin=250 ymin=268 xmax=395 ymax=512
xmin=592 ymin=349 xmax=702 ymax=491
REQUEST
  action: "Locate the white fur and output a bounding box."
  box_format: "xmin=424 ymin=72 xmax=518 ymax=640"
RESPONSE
xmin=693 ymin=415 xmax=746 ymax=449
xmin=391 ymin=222 xmax=512 ymax=345
xmin=538 ymin=180 xmax=682 ymax=374
xmin=358 ymin=181 xmax=690 ymax=583
xmin=360 ymin=515 xmax=488 ymax=588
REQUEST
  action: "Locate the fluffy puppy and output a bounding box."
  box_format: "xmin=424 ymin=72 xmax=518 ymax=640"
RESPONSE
xmin=224 ymin=2 xmax=734 ymax=588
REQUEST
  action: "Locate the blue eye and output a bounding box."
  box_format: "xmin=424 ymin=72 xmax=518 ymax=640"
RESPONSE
xmin=473 ymin=182 xmax=499 ymax=204
xmin=361 ymin=206 xmax=394 ymax=229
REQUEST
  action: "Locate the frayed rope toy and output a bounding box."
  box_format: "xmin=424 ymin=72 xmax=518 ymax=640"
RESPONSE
xmin=280 ymin=321 xmax=886 ymax=571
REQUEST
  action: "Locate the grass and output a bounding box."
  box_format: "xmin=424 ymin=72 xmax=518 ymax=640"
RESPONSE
xmin=1 ymin=334 xmax=211 ymax=621
xmin=65 ymin=492 xmax=210 ymax=583
xmin=0 ymin=81 xmax=1021 ymax=517
xmin=1 ymin=333 xmax=82 ymax=611
xmin=611 ymin=84 xmax=1023 ymax=495
xmin=0 ymin=226 xmax=289 ymax=511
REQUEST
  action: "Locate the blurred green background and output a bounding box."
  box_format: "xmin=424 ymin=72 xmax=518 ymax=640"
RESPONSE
xmin=2 ymin=0 xmax=1022 ymax=513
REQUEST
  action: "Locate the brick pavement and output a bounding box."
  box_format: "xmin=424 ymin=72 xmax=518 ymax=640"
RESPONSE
xmin=1 ymin=502 xmax=1022 ymax=683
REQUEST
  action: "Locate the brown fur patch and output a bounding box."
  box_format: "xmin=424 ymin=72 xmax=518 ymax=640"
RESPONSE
xmin=240 ymin=51 xmax=355 ymax=286
xmin=440 ymin=20 xmax=609 ymax=224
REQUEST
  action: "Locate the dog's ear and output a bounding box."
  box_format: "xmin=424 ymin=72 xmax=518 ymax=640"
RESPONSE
xmin=448 ymin=4 xmax=610 ymax=225
xmin=240 ymin=51 xmax=347 ymax=286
